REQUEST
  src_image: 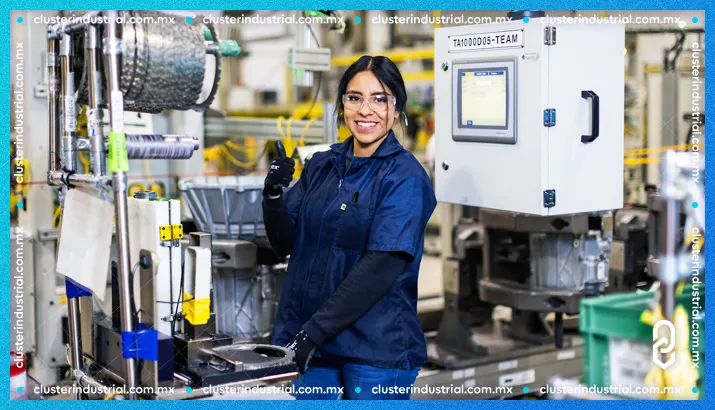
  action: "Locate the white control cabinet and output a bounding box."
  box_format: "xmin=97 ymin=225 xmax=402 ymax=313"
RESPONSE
xmin=434 ymin=21 xmax=624 ymax=215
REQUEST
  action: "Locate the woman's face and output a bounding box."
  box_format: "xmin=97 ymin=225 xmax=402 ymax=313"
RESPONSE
xmin=343 ymin=71 xmax=400 ymax=149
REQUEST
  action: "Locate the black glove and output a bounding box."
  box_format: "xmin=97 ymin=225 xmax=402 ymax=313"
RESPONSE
xmin=264 ymin=157 xmax=295 ymax=197
xmin=286 ymin=330 xmax=316 ymax=374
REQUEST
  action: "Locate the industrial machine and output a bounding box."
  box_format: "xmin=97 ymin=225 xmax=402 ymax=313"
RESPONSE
xmin=40 ymin=11 xmax=298 ymax=400
xmin=434 ymin=18 xmax=624 ymax=215
xmin=645 ymin=151 xmax=705 ymax=323
xmin=415 ymin=15 xmax=627 ymax=398
xmin=179 ymin=175 xmax=285 ymax=342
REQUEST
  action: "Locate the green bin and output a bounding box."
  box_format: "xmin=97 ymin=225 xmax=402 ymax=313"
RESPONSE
xmin=579 ymin=284 xmax=704 ymax=399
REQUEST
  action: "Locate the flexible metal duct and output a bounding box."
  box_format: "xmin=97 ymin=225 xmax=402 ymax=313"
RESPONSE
xmin=75 ymin=11 xmax=218 ymax=113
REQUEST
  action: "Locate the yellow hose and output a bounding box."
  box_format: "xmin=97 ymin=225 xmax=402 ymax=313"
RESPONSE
xmin=143 ymin=160 xmax=155 ymax=186
xmin=298 ymin=118 xmax=316 ymax=146
xmin=79 ymin=152 xmax=90 ymax=173
xmin=225 ymin=139 xmax=258 ymax=152
xmin=276 ymin=116 xmax=287 ymax=139
xmin=52 ymin=206 xmax=62 ymax=228
xmin=219 ymin=144 xmax=269 ymax=169
xmin=286 ymin=118 xmax=293 ymax=140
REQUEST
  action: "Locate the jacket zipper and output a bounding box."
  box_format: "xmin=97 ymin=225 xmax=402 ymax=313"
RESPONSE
xmin=299 ymin=166 xmax=344 ymax=322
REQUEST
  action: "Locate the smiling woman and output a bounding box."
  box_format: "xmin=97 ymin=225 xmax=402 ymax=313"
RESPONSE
xmin=262 ymin=55 xmax=436 ymax=400
xmin=336 ymin=56 xmax=407 ymax=157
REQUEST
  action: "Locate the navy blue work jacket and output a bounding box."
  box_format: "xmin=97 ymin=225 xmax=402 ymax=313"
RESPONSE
xmin=272 ymin=131 xmax=437 ymax=369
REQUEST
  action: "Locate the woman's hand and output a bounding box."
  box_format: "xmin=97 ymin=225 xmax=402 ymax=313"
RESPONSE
xmin=264 ymin=156 xmax=295 ymax=197
xmin=286 ymin=330 xmax=317 ymax=374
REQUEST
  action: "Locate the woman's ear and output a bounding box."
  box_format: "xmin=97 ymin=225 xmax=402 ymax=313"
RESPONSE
xmin=399 ymin=111 xmax=408 ymax=126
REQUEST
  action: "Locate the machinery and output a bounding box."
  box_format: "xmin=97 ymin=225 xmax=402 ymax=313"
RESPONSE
xmin=433 ymin=18 xmax=624 ymax=215
xmin=40 ymin=11 xmax=298 ymax=400
xmin=179 ymin=175 xmax=285 ymax=341
xmin=415 ymin=15 xmax=628 ymax=398
xmin=646 ymin=151 xmax=705 ymax=324
xmin=610 ymin=207 xmax=653 ymax=291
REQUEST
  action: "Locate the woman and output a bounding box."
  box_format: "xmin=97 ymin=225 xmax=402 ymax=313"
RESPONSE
xmin=262 ymin=56 xmax=437 ymax=400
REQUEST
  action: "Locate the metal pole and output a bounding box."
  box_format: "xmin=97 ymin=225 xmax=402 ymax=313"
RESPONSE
xmin=47 ymin=39 xmax=60 ymax=174
xmin=47 ymin=170 xmax=109 ymax=190
xmin=322 ymin=103 xmax=338 ymax=144
xmin=292 ymin=10 xmax=313 ymax=88
xmin=554 ymin=313 xmax=564 ymax=348
xmin=103 ymin=11 xmax=139 ymax=400
xmin=86 ymin=25 xmax=105 ymax=175
xmin=72 ymin=369 xmax=109 ymax=390
xmin=660 ymin=152 xmax=679 ymax=324
xmin=59 ymin=33 xmax=76 ymax=172
xmin=67 ymin=299 xmax=87 ymax=400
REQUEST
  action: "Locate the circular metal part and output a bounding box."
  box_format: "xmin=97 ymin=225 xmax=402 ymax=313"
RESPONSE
xmin=210 ymin=344 xmax=295 ymax=371
xmin=121 ymin=11 xmax=205 ymax=112
xmin=442 ymin=161 xmax=449 ymax=170
xmin=73 ymin=11 xmax=211 ymax=113
xmin=441 ymin=61 xmax=449 ymax=71
xmin=191 ymin=16 xmax=222 ymax=112
xmin=133 ymin=190 xmax=157 ymax=200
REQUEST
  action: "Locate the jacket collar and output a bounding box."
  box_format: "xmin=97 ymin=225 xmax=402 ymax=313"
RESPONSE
xmin=330 ymin=131 xmax=403 ymax=159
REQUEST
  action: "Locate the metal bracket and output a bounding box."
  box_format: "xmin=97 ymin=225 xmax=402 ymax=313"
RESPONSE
xmin=160 ymin=314 xmax=181 ymax=323
xmin=543 ymin=109 xmax=556 ymax=127
xmin=544 ymin=27 xmax=556 ymax=45
xmin=543 ymin=189 xmax=556 ymax=208
xmin=172 ymin=224 xmax=184 ymax=240
xmin=159 ymin=224 xmax=183 ymax=247
xmin=289 ymin=47 xmax=332 ymax=72
xmin=160 ymin=240 xmax=181 ymax=248
xmin=34 ymin=83 xmax=49 ymax=98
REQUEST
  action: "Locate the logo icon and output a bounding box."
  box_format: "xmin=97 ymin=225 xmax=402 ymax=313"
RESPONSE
xmin=653 ymin=320 xmax=676 ymax=369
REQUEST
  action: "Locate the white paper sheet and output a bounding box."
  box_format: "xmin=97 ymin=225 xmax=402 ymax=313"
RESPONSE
xmin=56 ymin=188 xmax=114 ymax=301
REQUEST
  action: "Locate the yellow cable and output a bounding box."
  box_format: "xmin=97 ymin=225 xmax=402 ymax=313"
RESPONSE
xmin=225 ymin=139 xmax=259 ymax=152
xmin=624 ymin=144 xmax=697 ymax=156
xmin=104 ymin=392 xmax=118 ymax=400
xmin=299 ymin=118 xmax=316 ymax=146
xmin=79 ymin=152 xmax=90 ymax=173
xmin=624 ymin=157 xmax=661 ymax=165
xmin=286 ymin=118 xmax=293 ymax=140
xmin=143 ymin=160 xmax=155 ymax=186
xmin=219 ymin=144 xmax=269 ymax=169
xmin=276 ymin=116 xmax=287 ymax=139
xmin=221 ymin=145 xmax=255 ymax=168
xmin=204 ymin=145 xmax=226 ymax=169
xmin=53 ymin=206 xmax=62 ymax=228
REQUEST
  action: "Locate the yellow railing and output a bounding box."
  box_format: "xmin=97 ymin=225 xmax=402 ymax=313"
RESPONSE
xmin=623 ymin=144 xmax=700 ymax=165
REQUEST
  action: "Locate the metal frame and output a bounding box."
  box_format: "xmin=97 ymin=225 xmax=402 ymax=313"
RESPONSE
xmin=204 ymin=116 xmax=328 ymax=144
xmin=43 ymin=11 xmax=207 ymax=400
xmin=416 ymin=336 xmax=584 ymax=399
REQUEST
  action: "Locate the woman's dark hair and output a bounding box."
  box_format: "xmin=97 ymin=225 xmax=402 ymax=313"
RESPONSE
xmin=335 ymin=56 xmax=407 ymax=116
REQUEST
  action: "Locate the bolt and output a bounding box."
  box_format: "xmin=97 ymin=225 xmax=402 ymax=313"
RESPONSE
xmin=140 ymin=254 xmax=151 ymax=269
xmin=442 ymin=161 xmax=449 ymax=170
xmin=442 ymin=61 xmax=449 ymax=71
